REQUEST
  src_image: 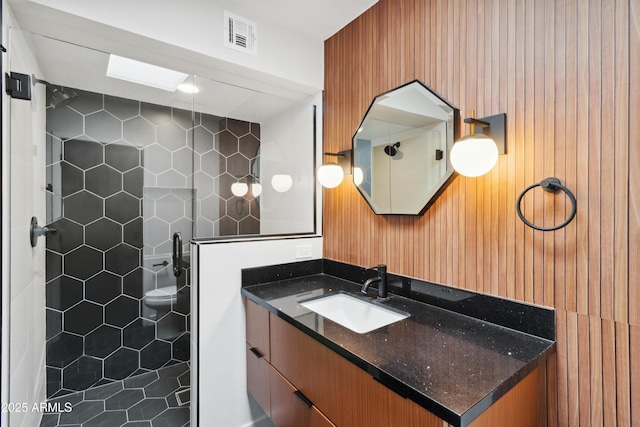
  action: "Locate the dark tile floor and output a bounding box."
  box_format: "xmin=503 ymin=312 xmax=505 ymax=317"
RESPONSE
xmin=39 ymin=362 xmax=190 ymax=427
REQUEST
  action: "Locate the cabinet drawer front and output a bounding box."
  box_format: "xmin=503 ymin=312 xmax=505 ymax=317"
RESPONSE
xmin=270 ymin=366 xmax=335 ymax=427
xmin=269 ymin=313 xmax=337 ymax=414
xmin=246 ymin=344 xmax=271 ymax=416
xmin=245 ymin=298 xmax=270 ymax=361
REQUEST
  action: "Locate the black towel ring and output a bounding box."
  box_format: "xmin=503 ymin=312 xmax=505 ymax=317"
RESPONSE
xmin=516 ymin=177 xmax=577 ymax=231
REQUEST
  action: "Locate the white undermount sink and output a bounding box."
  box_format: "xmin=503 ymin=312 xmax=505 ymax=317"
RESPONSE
xmin=300 ymin=292 xmax=409 ymax=334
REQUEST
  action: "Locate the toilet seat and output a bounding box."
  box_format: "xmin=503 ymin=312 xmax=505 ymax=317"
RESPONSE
xmin=145 ymin=285 xmax=177 ymax=299
xmin=144 ymin=285 xmax=178 ymax=308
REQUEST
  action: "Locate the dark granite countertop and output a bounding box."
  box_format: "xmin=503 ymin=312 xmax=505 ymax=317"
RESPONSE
xmin=241 ymin=260 xmax=555 ymax=427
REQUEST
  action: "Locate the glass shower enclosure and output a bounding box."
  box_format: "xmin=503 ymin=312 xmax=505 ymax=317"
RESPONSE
xmin=4 ymin=27 xmax=317 ymax=427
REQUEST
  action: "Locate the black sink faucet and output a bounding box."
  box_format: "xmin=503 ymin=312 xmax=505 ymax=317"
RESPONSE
xmin=361 ymin=264 xmax=389 ymax=301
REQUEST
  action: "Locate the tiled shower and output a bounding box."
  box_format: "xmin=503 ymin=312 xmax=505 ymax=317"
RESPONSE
xmin=44 ymin=86 xmax=261 ymax=397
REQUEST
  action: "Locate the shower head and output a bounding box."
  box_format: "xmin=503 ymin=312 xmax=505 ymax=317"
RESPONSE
xmin=49 ymin=87 xmax=79 ymax=108
xmin=384 ymin=141 xmax=401 ymax=157
xmin=32 ymin=75 xmax=79 ymax=108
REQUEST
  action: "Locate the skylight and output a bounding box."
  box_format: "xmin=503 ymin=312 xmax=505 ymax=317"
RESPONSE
xmin=106 ymin=54 xmax=189 ymax=91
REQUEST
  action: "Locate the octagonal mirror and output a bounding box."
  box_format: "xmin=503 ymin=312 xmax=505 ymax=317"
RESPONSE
xmin=353 ymin=80 xmax=459 ymax=215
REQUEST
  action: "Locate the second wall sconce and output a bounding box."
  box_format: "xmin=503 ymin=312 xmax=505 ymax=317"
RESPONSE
xmin=231 ymin=182 xmax=249 ymax=197
xmin=271 ymin=174 xmax=293 ymax=193
xmin=450 ymin=111 xmax=506 ymax=177
xmin=231 ymin=176 xmax=263 ymax=197
xmin=318 ymin=149 xmax=352 ymax=188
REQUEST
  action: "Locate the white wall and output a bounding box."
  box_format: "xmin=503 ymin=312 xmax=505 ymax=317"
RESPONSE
xmin=260 ymin=93 xmax=322 ymax=235
xmin=1 ymin=7 xmax=48 ymax=426
xmin=193 ymin=237 xmax=322 ymax=427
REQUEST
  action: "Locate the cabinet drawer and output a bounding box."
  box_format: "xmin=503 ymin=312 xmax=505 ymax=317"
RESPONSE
xmin=270 ymin=366 xmax=335 ymax=427
xmin=245 ymin=297 xmax=270 ymax=361
xmin=246 ymin=344 xmax=271 ymax=416
xmin=269 ymin=313 xmax=336 ymax=414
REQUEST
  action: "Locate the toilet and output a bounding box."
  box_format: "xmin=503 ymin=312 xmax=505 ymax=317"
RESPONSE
xmin=143 ymin=285 xmax=178 ymax=320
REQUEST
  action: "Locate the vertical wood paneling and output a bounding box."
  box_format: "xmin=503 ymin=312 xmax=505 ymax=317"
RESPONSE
xmin=578 ymin=315 xmax=591 ymax=426
xmin=543 ymin=0 xmax=557 ymax=308
xmin=613 ymin=0 xmax=629 ymax=326
xmin=629 ymin=0 xmax=640 ymax=327
xmin=523 ymin=0 xmax=535 ymax=305
xmin=589 ymin=316 xmax=603 ymax=426
xmin=553 ymin=0 xmax=567 ymax=314
xmin=564 ymin=0 xmax=579 ymax=315
xmin=600 ymin=0 xmax=616 ymax=322
xmin=615 ymin=322 xmax=631 ymax=425
xmin=323 ymin=0 xmax=636 ymax=424
xmin=576 ymin=0 xmax=590 ymax=316
xmin=602 ymin=318 xmax=617 ymax=427
xmin=532 ymin=0 xmax=546 ymax=306
xmin=513 ymin=0 xmax=526 ymax=303
xmin=585 ymin=0 xmax=602 ymax=315
xmin=588 ymin=0 xmax=603 ymax=319
xmin=630 ymin=325 xmax=640 ymax=423
xmin=556 ymin=311 xmax=569 ymax=425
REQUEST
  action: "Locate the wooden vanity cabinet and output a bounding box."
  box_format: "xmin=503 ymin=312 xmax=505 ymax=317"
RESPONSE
xmin=245 ymin=298 xmax=335 ymax=427
xmin=245 ymin=296 xmax=539 ymax=427
xmin=269 ymin=312 xmax=443 ymax=427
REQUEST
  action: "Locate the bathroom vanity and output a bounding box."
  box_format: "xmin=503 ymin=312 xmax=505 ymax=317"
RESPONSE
xmin=241 ymin=260 xmax=555 ymax=427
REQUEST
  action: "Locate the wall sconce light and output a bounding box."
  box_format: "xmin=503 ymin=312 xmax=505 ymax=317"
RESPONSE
xmin=251 ymin=182 xmax=262 ymax=197
xmin=318 ymin=149 xmax=352 ymax=188
xmin=231 ymin=182 xmax=249 ymax=197
xmin=353 ymin=167 xmax=364 ymax=186
xmin=271 ymin=174 xmax=293 ymax=193
xmin=450 ymin=111 xmax=506 ymax=177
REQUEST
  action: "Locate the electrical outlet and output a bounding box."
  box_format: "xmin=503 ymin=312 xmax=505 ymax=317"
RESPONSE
xmin=295 ymin=244 xmax=312 ymax=259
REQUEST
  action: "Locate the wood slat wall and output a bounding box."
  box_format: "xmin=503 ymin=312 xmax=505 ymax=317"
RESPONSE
xmin=323 ymin=0 xmax=639 ymax=425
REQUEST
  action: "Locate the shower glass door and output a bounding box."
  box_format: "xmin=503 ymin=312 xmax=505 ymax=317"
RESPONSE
xmin=7 ymin=29 xmax=196 ymax=426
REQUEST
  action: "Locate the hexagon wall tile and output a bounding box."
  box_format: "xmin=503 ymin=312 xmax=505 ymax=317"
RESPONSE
xmin=64 ymin=138 xmax=103 ymax=169
xmin=86 ymin=164 xmax=123 ymax=197
xmin=64 ymin=301 xmax=103 ymax=335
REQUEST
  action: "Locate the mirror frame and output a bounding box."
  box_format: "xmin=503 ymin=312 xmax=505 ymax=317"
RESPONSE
xmin=352 ymin=80 xmax=459 ymax=216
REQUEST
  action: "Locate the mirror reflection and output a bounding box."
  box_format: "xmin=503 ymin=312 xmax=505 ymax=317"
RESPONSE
xmin=353 ymin=80 xmax=458 ymax=215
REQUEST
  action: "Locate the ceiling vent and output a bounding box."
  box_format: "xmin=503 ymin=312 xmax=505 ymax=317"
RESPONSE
xmin=223 ymin=11 xmax=258 ymax=56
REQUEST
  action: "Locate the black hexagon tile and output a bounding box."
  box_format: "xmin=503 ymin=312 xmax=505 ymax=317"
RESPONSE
xmin=64 ymin=301 xmax=103 ymax=335
xmin=86 ymin=164 xmax=123 ymax=197
xmin=64 ymin=138 xmax=103 ymax=170
xmin=105 ymin=348 xmax=139 ymax=380
xmin=105 ymin=295 xmax=139 ymax=328
xmin=85 ymin=325 xmax=122 ymax=358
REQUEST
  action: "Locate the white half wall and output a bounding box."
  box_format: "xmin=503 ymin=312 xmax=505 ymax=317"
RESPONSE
xmin=193 ymin=236 xmax=322 ymax=427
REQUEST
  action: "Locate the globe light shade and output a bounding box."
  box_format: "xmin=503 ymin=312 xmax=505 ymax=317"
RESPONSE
xmin=317 ymin=163 xmax=344 ymax=188
xmin=251 ymin=183 xmax=262 ymax=197
xmin=271 ymin=174 xmax=293 ymax=193
xmin=353 ymin=167 xmax=364 ymax=186
xmin=450 ymin=134 xmax=499 ymax=177
xmin=230 ymin=182 xmax=249 ymax=197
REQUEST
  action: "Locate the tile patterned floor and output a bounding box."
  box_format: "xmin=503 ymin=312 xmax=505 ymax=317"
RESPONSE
xmin=39 ymin=362 xmax=190 ymax=427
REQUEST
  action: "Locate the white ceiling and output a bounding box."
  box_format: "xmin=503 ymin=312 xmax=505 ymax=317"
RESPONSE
xmin=7 ymin=0 xmax=378 ymax=122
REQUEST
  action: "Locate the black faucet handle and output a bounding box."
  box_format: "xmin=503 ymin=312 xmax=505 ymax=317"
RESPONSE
xmin=367 ymin=264 xmax=387 ymax=271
